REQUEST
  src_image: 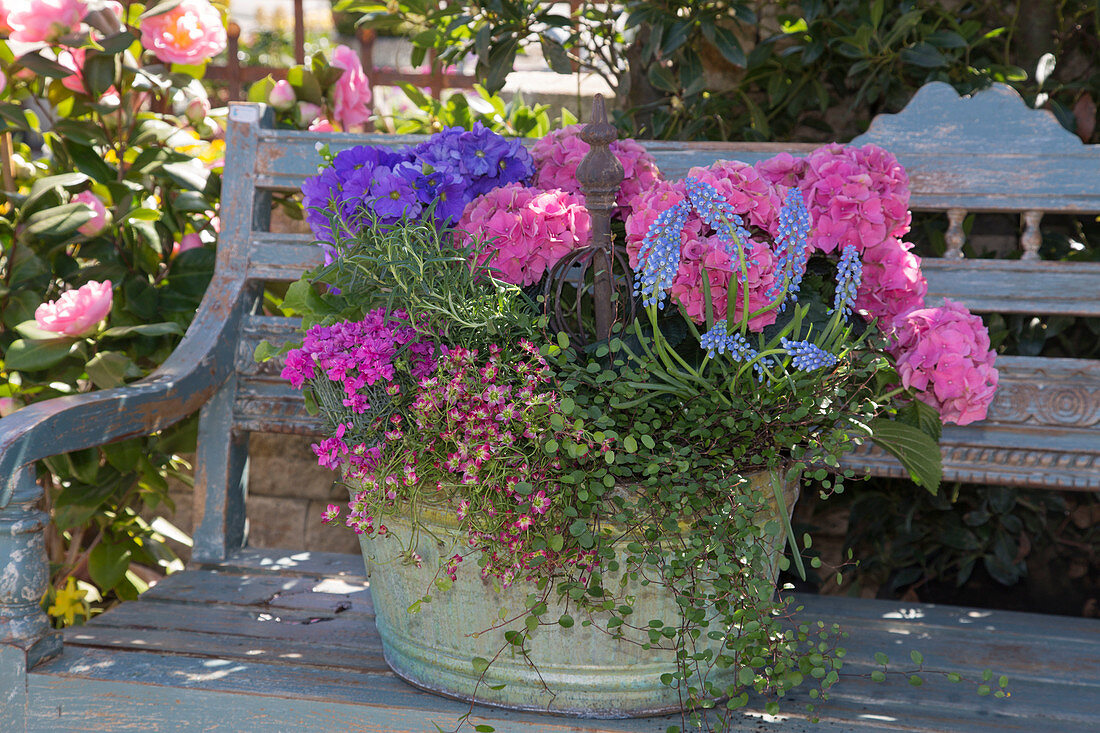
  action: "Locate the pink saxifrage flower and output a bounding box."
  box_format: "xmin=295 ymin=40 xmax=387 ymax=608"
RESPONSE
xmin=330 ymin=44 xmax=372 ymax=130
xmin=7 ymin=0 xmax=85 ymax=43
xmin=71 ymin=190 xmax=108 ymax=236
xmin=531 ymin=125 xmax=661 ymax=217
xmin=458 ymin=183 xmax=591 ymax=287
xmin=140 ymin=0 xmax=227 ymax=66
xmin=890 ymin=299 xmax=999 ymax=426
xmin=35 ymin=280 xmax=113 ymax=337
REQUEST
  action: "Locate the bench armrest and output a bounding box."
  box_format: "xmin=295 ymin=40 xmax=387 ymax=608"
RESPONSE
xmin=0 ymin=273 xmax=250 ymax=507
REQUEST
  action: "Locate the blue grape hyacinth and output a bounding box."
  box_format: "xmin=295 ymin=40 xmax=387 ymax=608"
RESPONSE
xmin=685 ymin=178 xmax=753 ymax=258
xmin=700 ymin=321 xmax=772 ymax=378
xmin=781 ymin=338 xmax=838 ymax=371
xmin=634 ymin=199 xmax=690 ymax=308
xmin=832 ymin=243 xmax=862 ymax=319
xmin=766 ymin=188 xmax=812 ymax=309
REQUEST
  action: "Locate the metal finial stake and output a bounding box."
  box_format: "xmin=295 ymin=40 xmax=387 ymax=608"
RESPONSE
xmin=575 ymin=94 xmax=625 ymax=343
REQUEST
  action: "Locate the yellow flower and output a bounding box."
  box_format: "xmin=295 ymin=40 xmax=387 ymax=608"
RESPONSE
xmin=47 ymin=576 xmax=89 ymax=627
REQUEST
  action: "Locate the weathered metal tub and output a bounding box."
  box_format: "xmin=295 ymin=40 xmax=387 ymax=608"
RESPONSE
xmin=356 ymin=470 xmax=797 ymax=718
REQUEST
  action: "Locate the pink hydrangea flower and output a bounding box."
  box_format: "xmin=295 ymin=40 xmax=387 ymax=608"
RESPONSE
xmin=140 ymin=0 xmax=226 ymax=65
xmin=854 ymin=237 xmax=927 ymax=324
xmin=767 ymin=143 xmax=911 ymax=255
xmin=531 ymin=125 xmax=660 ymax=217
xmin=330 ymin=44 xmax=372 ymax=130
xmin=72 ymin=190 xmax=108 ymax=236
xmin=688 ymin=160 xmax=784 ymax=234
xmin=671 ymin=234 xmax=779 ymax=330
xmin=624 ymin=179 xmax=693 ymax=267
xmin=8 ymin=0 xmax=85 ymax=43
xmin=457 ymin=183 xmax=591 ymax=287
xmin=754 ymin=152 xmax=806 ymax=188
xmin=35 ymin=280 xmax=113 ymax=337
xmin=890 ymin=299 xmax=999 ymax=426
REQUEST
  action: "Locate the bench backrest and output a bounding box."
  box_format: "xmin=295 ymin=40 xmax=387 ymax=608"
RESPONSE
xmin=199 ymin=82 xmax=1100 ymax=559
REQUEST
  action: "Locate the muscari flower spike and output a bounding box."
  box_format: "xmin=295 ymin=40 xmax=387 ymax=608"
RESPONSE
xmin=781 ymin=338 xmax=838 ymax=371
xmin=832 ymin=242 xmax=862 ymax=319
xmin=700 ymin=320 xmax=772 ymax=378
xmin=684 ymin=177 xmax=753 ymax=259
xmin=634 ymin=199 xmax=690 ymax=308
xmin=766 ymin=187 xmax=812 ymax=309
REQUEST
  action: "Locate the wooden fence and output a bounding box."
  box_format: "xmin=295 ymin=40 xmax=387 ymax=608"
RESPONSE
xmin=204 ymin=0 xmax=478 ymax=108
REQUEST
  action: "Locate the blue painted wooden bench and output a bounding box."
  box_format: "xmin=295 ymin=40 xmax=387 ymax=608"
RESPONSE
xmin=2 ymin=82 xmax=1099 ymax=731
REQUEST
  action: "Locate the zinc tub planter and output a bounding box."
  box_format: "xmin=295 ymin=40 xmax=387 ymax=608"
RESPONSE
xmin=355 ymin=469 xmax=798 ymax=718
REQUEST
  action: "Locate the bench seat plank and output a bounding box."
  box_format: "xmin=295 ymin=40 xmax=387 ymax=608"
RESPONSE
xmin=25 ymin=550 xmax=1098 ymax=732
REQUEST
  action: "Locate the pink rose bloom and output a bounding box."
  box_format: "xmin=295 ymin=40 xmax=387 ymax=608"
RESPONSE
xmin=0 ymin=396 xmax=21 ymax=418
xmin=58 ymin=47 xmax=88 ymax=93
xmin=8 ymin=0 xmax=86 ymax=43
xmin=532 ymin=125 xmax=661 ymax=218
xmin=58 ymin=47 xmax=118 ymax=96
xmin=8 ymin=0 xmax=85 ymax=43
xmin=72 ymin=190 xmax=108 ymax=236
xmin=140 ymin=0 xmax=226 ymax=65
xmin=171 ymin=232 xmax=203 ymax=258
xmin=34 ymin=280 xmax=113 ymax=337
xmin=855 ymin=237 xmax=927 ymax=325
xmin=0 ymin=2 xmax=12 ymax=34
xmin=308 ymin=118 xmax=335 ymax=132
xmin=330 ymin=44 xmax=372 ymax=130
xmin=0 ymin=71 xmax=6 ymax=95
xmin=458 ymin=183 xmax=591 ymax=286
xmin=890 ymin=299 xmax=999 ymax=426
xmin=268 ymin=79 xmax=296 ymax=111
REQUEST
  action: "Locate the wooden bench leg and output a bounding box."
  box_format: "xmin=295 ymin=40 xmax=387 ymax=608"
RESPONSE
xmin=192 ymin=374 xmax=250 ymax=563
xmin=1 ymin=466 xmax=62 ymax=727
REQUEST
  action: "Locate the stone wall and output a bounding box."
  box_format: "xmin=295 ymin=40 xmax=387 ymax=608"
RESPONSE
xmin=165 ymin=433 xmax=358 ymax=558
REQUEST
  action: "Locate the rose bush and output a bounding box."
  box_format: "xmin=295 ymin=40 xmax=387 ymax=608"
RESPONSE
xmin=0 ymin=0 xmax=320 ymax=627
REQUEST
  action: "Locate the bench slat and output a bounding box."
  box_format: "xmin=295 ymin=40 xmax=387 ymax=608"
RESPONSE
xmin=31 ymin=553 xmax=1100 ymax=732
xmin=252 ymin=134 xmax=1100 ymax=213
xmin=245 ymin=233 xmax=1100 ymax=318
